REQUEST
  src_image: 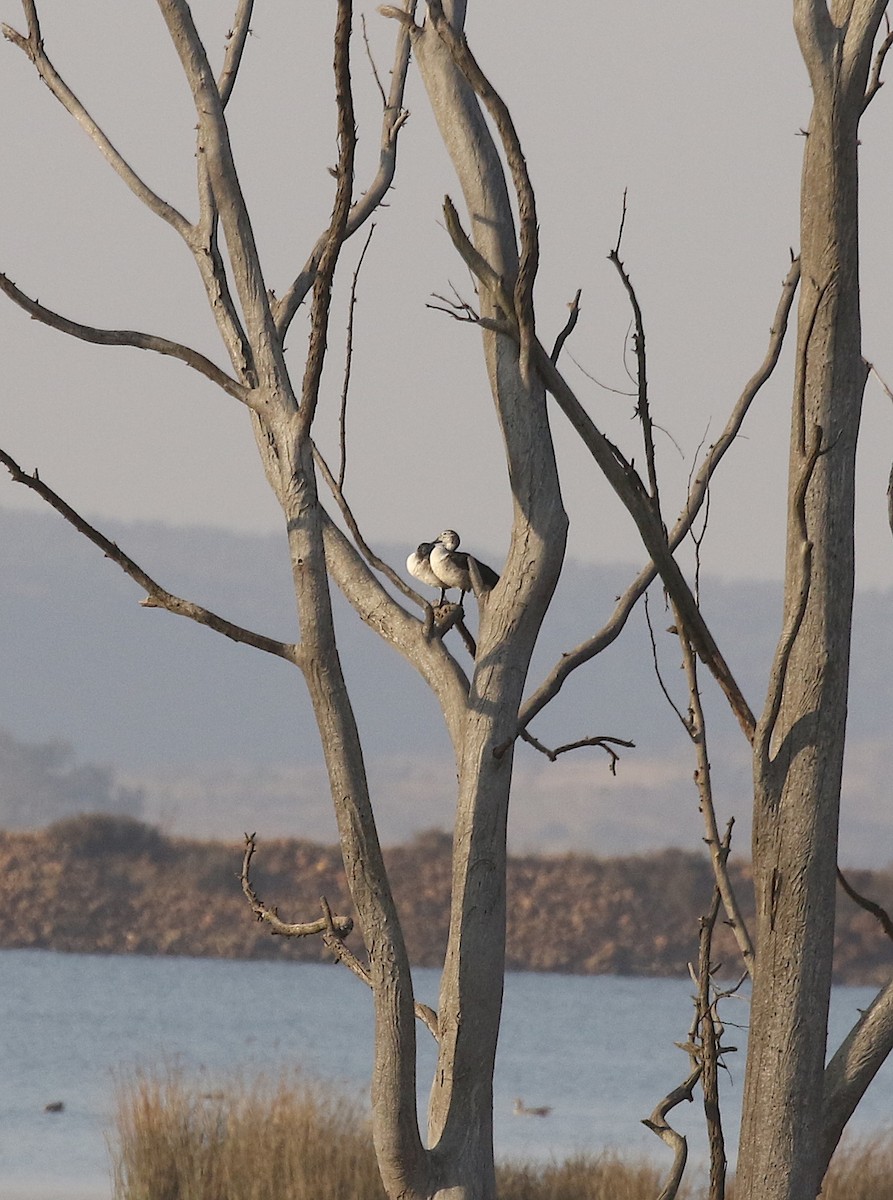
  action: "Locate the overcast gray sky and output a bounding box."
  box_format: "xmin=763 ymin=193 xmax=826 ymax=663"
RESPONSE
xmin=2 ymin=2 xmax=892 ymax=587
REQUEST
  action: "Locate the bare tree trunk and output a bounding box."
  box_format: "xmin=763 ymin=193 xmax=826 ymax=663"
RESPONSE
xmin=740 ymin=5 xmax=887 ymax=1197
xmin=410 ymin=9 xmax=569 ymax=1195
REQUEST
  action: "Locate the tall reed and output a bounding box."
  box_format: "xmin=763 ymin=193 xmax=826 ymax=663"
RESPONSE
xmin=111 ymin=1068 xmax=386 ymax=1200
xmin=110 ymin=1070 xmax=893 ymax=1200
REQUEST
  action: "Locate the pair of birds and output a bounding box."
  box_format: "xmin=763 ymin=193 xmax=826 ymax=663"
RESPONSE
xmin=407 ymin=529 xmax=499 ymax=605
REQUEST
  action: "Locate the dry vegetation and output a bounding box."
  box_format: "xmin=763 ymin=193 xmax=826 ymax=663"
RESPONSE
xmin=110 ymin=1070 xmax=893 ymax=1200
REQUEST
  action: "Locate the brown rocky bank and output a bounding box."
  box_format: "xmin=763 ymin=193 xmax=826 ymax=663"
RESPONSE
xmin=1 ymin=816 xmax=891 ymax=985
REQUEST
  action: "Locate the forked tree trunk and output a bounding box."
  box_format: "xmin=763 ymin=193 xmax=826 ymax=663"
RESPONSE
xmin=408 ymin=7 xmax=568 ymax=1196
xmin=740 ymin=5 xmax=886 ymax=1198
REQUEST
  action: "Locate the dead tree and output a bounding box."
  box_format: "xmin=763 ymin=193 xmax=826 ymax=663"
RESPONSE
xmin=2 ymin=4 xmax=893 ymax=1200
xmin=739 ymin=5 xmax=893 ymax=1198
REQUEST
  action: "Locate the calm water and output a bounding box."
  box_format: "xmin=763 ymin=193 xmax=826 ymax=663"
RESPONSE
xmin=2 ymin=949 xmax=891 ymax=1198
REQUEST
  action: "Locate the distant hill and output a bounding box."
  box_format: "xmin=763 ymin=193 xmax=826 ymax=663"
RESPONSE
xmin=2 ymin=815 xmax=891 ymax=986
xmin=1 ymin=506 xmax=892 ymax=864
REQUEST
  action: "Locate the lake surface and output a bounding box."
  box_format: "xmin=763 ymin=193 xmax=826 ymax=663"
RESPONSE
xmin=2 ymin=949 xmax=891 ymax=1198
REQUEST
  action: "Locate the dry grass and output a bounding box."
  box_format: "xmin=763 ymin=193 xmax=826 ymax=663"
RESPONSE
xmin=110 ymin=1070 xmax=893 ymax=1200
xmin=110 ymin=1069 xmax=387 ymax=1200
xmin=496 ymin=1153 xmax=680 ymax=1200
xmin=819 ymin=1132 xmax=893 ymax=1200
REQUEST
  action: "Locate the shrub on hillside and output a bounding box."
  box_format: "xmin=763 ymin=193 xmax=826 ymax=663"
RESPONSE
xmin=48 ymin=814 xmax=171 ymax=862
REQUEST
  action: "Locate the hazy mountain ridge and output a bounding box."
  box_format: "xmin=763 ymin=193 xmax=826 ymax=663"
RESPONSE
xmin=1 ymin=507 xmax=892 ymax=864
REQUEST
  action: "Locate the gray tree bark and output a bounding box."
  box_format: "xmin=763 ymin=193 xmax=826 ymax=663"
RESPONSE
xmin=740 ymin=4 xmax=889 ymax=1198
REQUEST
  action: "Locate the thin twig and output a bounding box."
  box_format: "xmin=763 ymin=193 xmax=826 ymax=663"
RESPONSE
xmin=519 ymin=730 xmax=634 ymax=774
xmin=550 ymin=290 xmax=582 ymax=366
xmin=361 ymin=12 xmax=387 ymax=106
xmin=566 ymin=351 xmax=636 ymax=396
xmin=339 ymin=225 xmax=377 ymax=489
xmin=609 ymin=192 xmax=660 ymax=509
xmin=312 ymin=442 xmax=433 ymax=610
xmin=644 ymin=591 xmax=690 ymax=731
xmin=503 ymin=259 xmax=800 ymax=751
xmin=866 ymin=359 xmax=893 ymax=403
xmin=696 ymin=885 xmax=728 ymax=1200
xmin=863 ymin=14 xmax=893 ymax=110
xmin=675 ymin=613 xmax=755 ymax=974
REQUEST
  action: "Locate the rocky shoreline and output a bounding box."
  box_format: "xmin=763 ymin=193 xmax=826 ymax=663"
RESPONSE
xmin=2 ymin=815 xmax=891 ymax=985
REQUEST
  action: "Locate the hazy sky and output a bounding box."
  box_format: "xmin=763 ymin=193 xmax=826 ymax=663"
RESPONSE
xmin=2 ymin=2 xmax=892 ymax=587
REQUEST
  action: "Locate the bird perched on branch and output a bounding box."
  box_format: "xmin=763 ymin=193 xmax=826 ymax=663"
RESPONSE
xmin=429 ymin=529 xmax=499 ymax=602
xmin=406 ymin=541 xmax=447 ymax=604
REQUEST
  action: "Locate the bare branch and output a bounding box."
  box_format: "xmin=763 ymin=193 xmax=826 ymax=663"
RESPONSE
xmin=441 ymin=196 xmax=512 ymax=312
xmin=2 ymin=6 xmax=191 ymax=239
xmin=674 ymin=610 xmax=755 ymax=974
xmin=312 ymin=443 xmax=433 ymax=612
xmin=297 ymin=0 xmax=356 ymax=439
xmin=837 ymin=867 xmax=893 ymax=941
xmin=609 ymin=196 xmax=660 ymax=508
xmin=518 ymin=729 xmax=634 ymax=774
xmin=847 ymin=1 xmax=893 ymax=100
xmin=510 ymin=258 xmax=800 ymax=747
xmin=425 ymin=0 xmax=538 ymax=383
xmin=674 ymin=257 xmax=801 ymax=535
xmin=866 ymin=358 xmax=893 ymax=402
xmin=242 ymin=836 xmax=440 ymax=1041
xmin=0 ymin=272 xmax=253 ymax=406
xmin=694 ymin=886 xmax=730 ymax=1200
xmin=361 ymin=12 xmax=388 ymax=107
xmin=550 ymin=290 xmax=582 ymax=366
xmin=756 ymin=421 xmax=821 ymax=775
xmin=822 ymin=974 xmax=893 ymax=1170
xmin=338 ymin=226 xmax=376 ymax=489
xmin=0 ymin=450 xmax=298 ymax=663
xmin=642 ymin=1065 xmax=702 ymax=1200
xmin=159 ymin=0 xmax=288 ymax=397
xmin=644 ymin=590 xmax=691 ymax=732
xmin=321 ymin=896 xmax=440 ymax=1041
xmin=534 ymin=338 xmax=757 ymax=741
xmin=240 ymin=835 xmax=354 ymax=937
xmin=218 ymin=0 xmax=255 ymax=109
xmin=274 ymin=4 xmax=415 ymax=335
xmin=863 ymin=16 xmax=893 ymax=108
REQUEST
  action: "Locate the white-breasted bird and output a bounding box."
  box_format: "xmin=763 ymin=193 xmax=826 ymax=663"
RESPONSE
xmin=429 ymin=530 xmax=499 ymax=601
xmin=406 ymin=541 xmax=447 ymax=604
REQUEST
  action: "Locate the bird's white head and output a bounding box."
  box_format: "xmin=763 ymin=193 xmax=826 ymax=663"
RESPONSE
xmin=437 ymin=529 xmax=461 ymax=552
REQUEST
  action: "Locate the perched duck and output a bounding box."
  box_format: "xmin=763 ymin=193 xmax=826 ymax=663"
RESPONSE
xmin=513 ymin=1097 xmax=552 ymax=1118
xmin=406 ymin=541 xmax=447 ymax=604
xmin=429 ymin=530 xmax=499 ymax=601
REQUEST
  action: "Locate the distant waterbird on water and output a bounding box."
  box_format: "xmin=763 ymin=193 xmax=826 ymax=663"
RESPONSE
xmin=513 ymin=1097 xmax=553 ymax=1118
